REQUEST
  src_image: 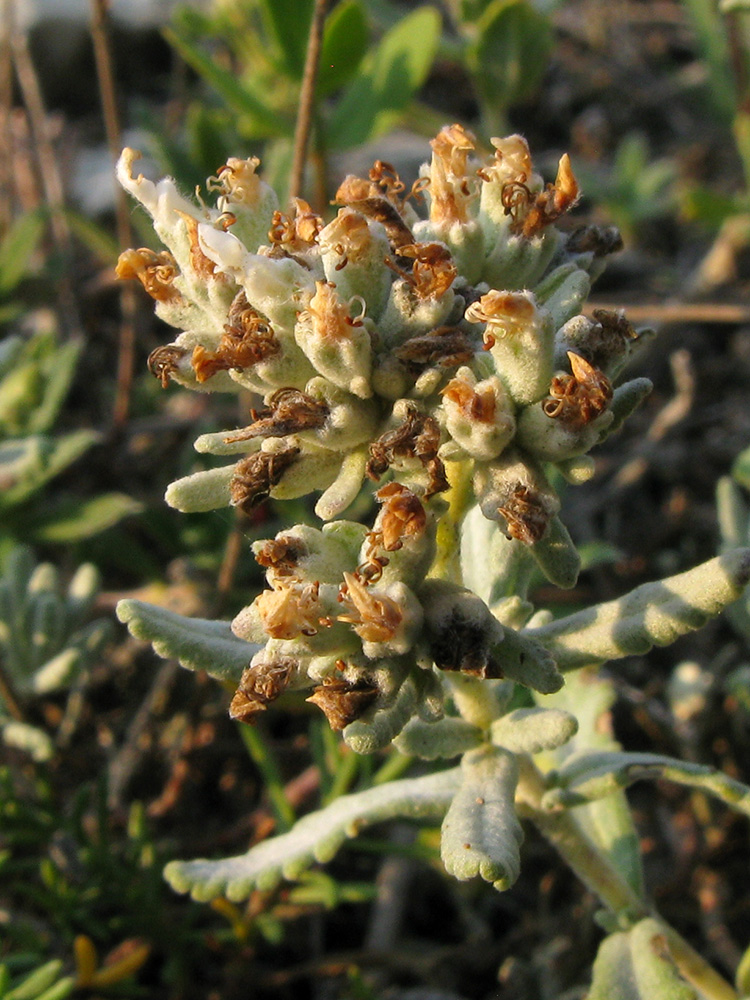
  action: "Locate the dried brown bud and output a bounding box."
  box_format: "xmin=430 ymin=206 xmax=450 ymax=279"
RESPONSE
xmin=269 ymin=197 xmax=323 ymax=251
xmin=334 ymin=175 xmax=415 ymax=251
xmin=394 ymin=326 xmax=476 ymax=373
xmin=497 ymin=484 xmax=554 ymax=544
xmin=116 ymin=248 xmax=181 ymax=302
xmin=306 ymin=675 xmax=378 ymax=730
xmin=229 ymin=447 xmax=300 ymax=513
xmin=366 ymin=403 xmax=448 ymax=498
xmin=224 ymin=388 xmax=329 ymax=443
xmin=229 ymin=657 xmax=297 ymax=723
xmin=147 ymin=345 xmax=189 ymax=388
xmin=207 ymin=157 xmax=262 ymax=206
xmin=542 ymin=352 xmax=612 ymax=430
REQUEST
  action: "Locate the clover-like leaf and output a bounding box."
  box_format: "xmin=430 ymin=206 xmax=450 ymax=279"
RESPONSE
xmin=165 ymin=767 xmax=461 ymax=901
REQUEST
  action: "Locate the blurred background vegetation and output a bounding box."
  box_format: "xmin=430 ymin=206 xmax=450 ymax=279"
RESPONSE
xmin=5 ymin=1 xmax=750 ymax=997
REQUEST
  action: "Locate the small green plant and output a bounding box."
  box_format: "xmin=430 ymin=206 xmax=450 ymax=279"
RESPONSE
xmin=115 ymin=122 xmax=750 ymax=999
xmin=0 ymin=329 xmax=141 ymax=557
xmin=0 ymin=547 xmax=112 ymax=761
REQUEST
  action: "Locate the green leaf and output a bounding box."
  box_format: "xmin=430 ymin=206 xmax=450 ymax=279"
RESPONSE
xmin=587 ymin=919 xmax=698 ymax=1000
xmin=0 ymin=431 xmax=99 ymax=511
xmin=466 ymin=0 xmax=553 ymax=111
xmin=258 ymin=0 xmax=314 ymax=78
xmin=164 ymin=26 xmax=289 ymax=138
xmin=440 ymin=745 xmax=523 ymax=891
xmin=27 ymin=493 xmax=143 ymax=543
xmin=27 ymin=341 xmax=81 ymax=435
xmin=165 ymin=767 xmax=461 ymax=901
xmin=326 ymin=6 xmax=441 ymax=149
xmin=525 ymin=550 xmax=750 ymax=670
xmin=116 ymin=598 xmax=256 ymax=684
xmin=0 ymin=209 xmax=46 ymax=298
xmin=318 ymin=0 xmax=370 ymax=96
xmin=543 ymin=749 xmax=750 ymax=819
xmin=733 ymin=444 xmax=750 ymax=490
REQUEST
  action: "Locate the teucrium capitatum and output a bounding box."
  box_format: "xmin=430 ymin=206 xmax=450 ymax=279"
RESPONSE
xmin=116 ymin=125 xmax=750 ymax=999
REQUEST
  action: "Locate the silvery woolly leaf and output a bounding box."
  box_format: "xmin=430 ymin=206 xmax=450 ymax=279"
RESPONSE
xmin=525 ymin=550 xmax=750 ymax=670
xmin=117 ymin=599 xmax=255 ymax=684
xmin=165 ymin=767 xmax=461 ymax=902
xmin=587 ymin=918 xmax=698 ymax=1000
xmin=440 ymin=745 xmax=523 ymax=892
xmin=490 ymin=707 xmax=577 ymax=755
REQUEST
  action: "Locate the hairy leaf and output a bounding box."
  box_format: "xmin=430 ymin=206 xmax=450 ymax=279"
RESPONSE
xmin=117 ymin=599 xmax=255 ymax=683
xmin=588 ymin=919 xmax=698 ymax=1000
xmin=165 ymin=767 xmax=461 ymax=901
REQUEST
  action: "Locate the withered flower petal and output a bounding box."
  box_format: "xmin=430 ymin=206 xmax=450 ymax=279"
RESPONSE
xmin=497 ymin=484 xmax=554 ymax=544
xmin=224 ymin=388 xmax=329 ymax=443
xmin=542 ymin=352 xmax=612 ymax=430
xmin=147 ymin=345 xmax=189 ymax=388
xmin=230 ymin=447 xmax=300 ymax=513
xmin=306 ymin=675 xmax=379 ymax=730
xmin=229 ymin=657 xmax=297 ymax=724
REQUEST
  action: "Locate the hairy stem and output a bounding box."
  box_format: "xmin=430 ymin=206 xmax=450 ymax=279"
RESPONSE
xmin=516 ymin=758 xmax=738 ymax=1000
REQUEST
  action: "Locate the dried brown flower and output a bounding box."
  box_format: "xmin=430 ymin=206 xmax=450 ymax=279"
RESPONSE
xmin=192 ymin=292 xmax=278 ymax=382
xmin=510 ymin=154 xmax=580 ymax=239
xmin=116 ymin=248 xmax=181 ymax=303
xmin=366 ymin=403 xmax=448 ymax=498
xmin=441 ymin=376 xmax=497 ymax=423
xmin=374 ymin=482 xmax=427 ymax=552
xmin=394 ymin=326 xmax=476 ymax=373
xmin=337 ymin=572 xmax=403 ymax=643
xmin=542 ymin=352 xmax=612 ymax=430
xmin=256 ymin=579 xmax=321 ymax=639
xmin=306 ymin=675 xmax=378 ymax=730
xmin=229 ymin=447 xmax=300 ymax=513
xmin=386 ymin=242 xmax=457 ymax=301
xmin=254 ymin=535 xmax=306 ymax=576
xmin=229 ymin=657 xmax=297 ymax=723
xmin=497 ymin=484 xmax=554 ymax=544
xmin=224 ymin=388 xmax=329 ymax=443
xmin=147 ymin=345 xmax=189 ymax=388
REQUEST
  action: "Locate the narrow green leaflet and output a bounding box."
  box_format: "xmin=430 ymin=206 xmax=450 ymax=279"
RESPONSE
xmin=24 ymin=493 xmax=143 ymax=543
xmin=525 ymin=550 xmax=750 ymax=670
xmin=587 ymin=918 xmax=698 ymax=1000
xmin=165 ymin=767 xmax=461 ymax=901
xmin=543 ymin=749 xmax=750 ymax=819
xmin=440 ymin=746 xmax=523 ymax=891
xmin=116 ymin=599 xmax=255 ymax=684
xmin=326 ymin=6 xmax=441 ymax=149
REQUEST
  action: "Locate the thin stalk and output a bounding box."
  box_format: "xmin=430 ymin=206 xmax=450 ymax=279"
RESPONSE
xmin=516 ymin=757 xmax=738 ymax=1000
xmin=288 ymin=0 xmax=328 ymax=205
xmin=10 ymin=17 xmax=80 ymax=337
xmin=90 ymin=0 xmax=138 ymax=429
xmin=237 ymin=722 xmax=296 ymax=832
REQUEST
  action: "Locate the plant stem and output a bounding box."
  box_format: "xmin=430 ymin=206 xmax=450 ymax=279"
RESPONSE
xmin=516 ymin=758 xmax=739 ymax=1000
xmin=288 ymin=0 xmax=328 ymax=205
xmin=429 ymin=459 xmax=472 ymax=585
